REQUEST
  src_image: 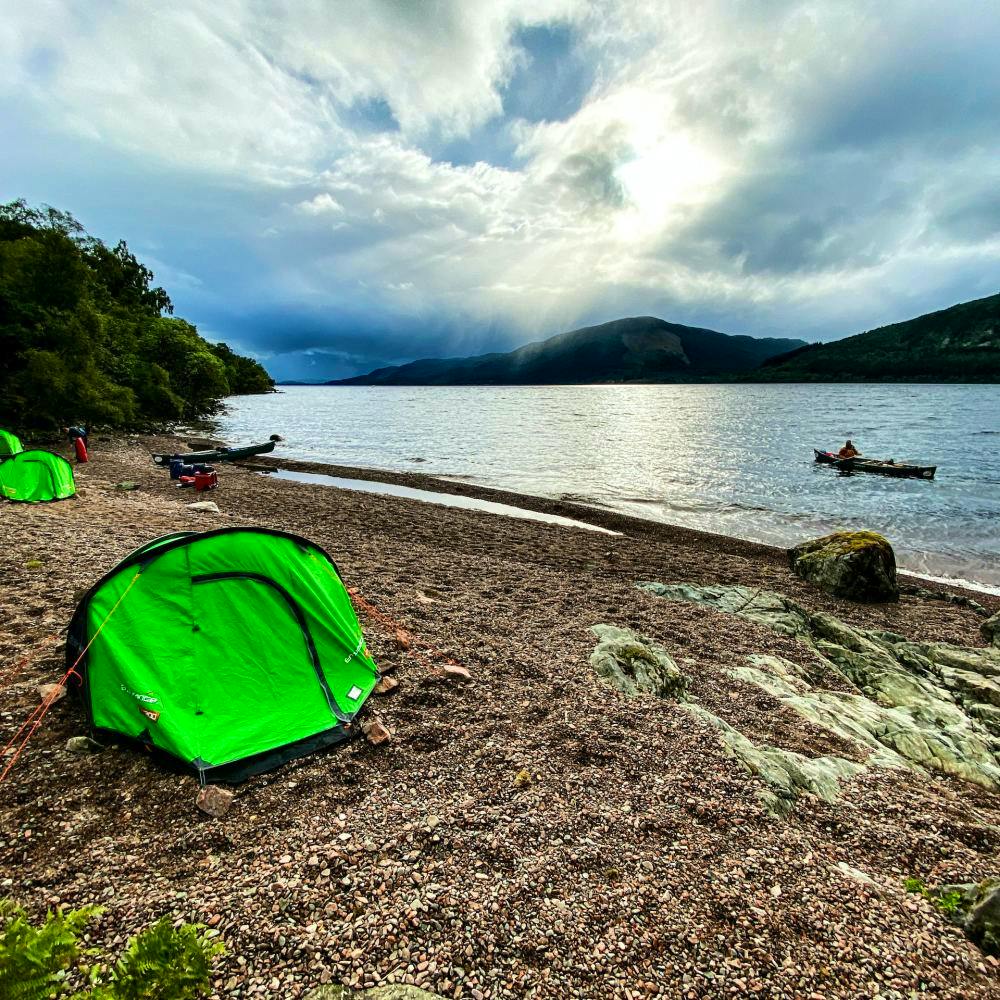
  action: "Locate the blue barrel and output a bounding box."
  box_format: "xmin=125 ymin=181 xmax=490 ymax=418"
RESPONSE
xmin=169 ymin=458 xmax=184 ymax=480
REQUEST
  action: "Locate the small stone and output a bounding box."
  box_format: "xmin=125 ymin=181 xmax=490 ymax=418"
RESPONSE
xmin=37 ymin=683 xmax=66 ymax=704
xmin=513 ymin=769 xmax=532 ymax=788
xmin=439 ymin=663 xmax=472 ymax=683
xmin=374 ymin=676 xmax=400 ymax=695
xmin=187 ymin=501 xmax=221 ymax=514
xmin=65 ymin=736 xmax=103 ymax=754
xmin=362 ymin=717 xmax=393 ymax=746
xmin=196 ymin=785 xmax=234 ymax=817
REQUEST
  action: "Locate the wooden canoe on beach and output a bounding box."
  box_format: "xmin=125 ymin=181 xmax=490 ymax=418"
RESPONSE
xmin=814 ymin=449 xmax=937 ymax=479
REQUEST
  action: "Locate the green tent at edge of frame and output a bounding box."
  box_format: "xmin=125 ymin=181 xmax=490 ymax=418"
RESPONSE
xmin=0 ymin=449 xmax=75 ymax=502
xmin=0 ymin=429 xmax=22 ymax=458
xmin=67 ymin=527 xmax=381 ymax=782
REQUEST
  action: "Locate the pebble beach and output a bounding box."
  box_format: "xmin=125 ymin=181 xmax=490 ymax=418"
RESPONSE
xmin=1 ymin=435 xmax=998 ymax=999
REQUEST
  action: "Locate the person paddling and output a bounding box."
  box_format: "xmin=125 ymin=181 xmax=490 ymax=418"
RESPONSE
xmin=838 ymin=439 xmax=860 ymax=459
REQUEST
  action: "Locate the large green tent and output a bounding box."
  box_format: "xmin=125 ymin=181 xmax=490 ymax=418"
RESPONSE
xmin=0 ymin=450 xmax=75 ymax=502
xmin=0 ymin=429 xmax=22 ymax=459
xmin=68 ymin=527 xmax=380 ymax=781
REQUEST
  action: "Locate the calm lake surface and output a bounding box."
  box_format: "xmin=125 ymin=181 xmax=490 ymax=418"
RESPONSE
xmin=217 ymin=384 xmax=1000 ymax=592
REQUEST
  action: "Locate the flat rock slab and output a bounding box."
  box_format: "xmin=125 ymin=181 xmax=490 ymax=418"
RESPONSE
xmin=187 ymin=501 xmax=220 ymax=514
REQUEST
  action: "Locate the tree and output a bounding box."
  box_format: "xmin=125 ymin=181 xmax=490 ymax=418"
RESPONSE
xmin=0 ymin=199 xmax=272 ymax=430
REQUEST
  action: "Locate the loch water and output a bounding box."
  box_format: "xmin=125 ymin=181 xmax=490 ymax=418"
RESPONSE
xmin=216 ymin=383 xmax=1000 ymax=592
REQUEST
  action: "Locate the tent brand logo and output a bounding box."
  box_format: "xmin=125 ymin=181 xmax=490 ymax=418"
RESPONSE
xmin=344 ymin=636 xmax=367 ymax=665
xmin=139 ymin=706 xmax=160 ymax=723
xmin=121 ymin=684 xmax=158 ymax=705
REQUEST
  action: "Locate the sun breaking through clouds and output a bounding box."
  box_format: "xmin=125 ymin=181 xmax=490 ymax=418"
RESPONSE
xmin=3 ymin=0 xmax=1000 ymax=379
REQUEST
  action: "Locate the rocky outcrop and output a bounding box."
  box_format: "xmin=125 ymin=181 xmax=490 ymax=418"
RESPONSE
xmin=638 ymin=583 xmax=1000 ymax=797
xmin=932 ymin=878 xmax=1000 ymax=957
xmin=788 ymin=531 xmax=898 ymax=602
xmin=683 ymin=703 xmax=865 ymax=816
xmin=589 ymin=625 xmax=689 ymax=699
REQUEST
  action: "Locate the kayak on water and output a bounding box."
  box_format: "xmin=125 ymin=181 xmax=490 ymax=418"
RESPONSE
xmin=151 ymin=440 xmax=276 ymax=466
xmin=814 ymin=449 xmax=937 ymax=480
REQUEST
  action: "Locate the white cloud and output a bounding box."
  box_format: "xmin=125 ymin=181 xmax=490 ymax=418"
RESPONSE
xmin=3 ymin=0 xmax=999 ymax=371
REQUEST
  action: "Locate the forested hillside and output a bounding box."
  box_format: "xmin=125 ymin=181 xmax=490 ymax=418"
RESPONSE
xmin=759 ymin=292 xmax=1000 ymax=381
xmin=0 ymin=199 xmax=272 ymax=430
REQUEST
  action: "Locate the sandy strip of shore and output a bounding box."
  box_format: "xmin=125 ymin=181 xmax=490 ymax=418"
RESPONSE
xmin=1 ymin=434 xmax=997 ymax=999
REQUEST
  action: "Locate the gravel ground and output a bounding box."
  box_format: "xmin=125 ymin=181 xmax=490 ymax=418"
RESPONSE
xmin=1 ymin=435 xmax=998 ymax=999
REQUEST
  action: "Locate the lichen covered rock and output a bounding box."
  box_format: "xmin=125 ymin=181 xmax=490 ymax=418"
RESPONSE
xmin=788 ymin=530 xmax=898 ymax=602
xmin=589 ymin=625 xmax=688 ymax=699
xmin=931 ymin=878 xmax=1000 ymax=957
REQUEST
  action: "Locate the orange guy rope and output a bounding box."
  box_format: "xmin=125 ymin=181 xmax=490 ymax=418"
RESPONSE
xmin=0 ymin=570 xmax=142 ymax=784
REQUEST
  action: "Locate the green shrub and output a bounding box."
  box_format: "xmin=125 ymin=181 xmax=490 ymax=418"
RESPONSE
xmin=0 ymin=900 xmax=99 ymax=1000
xmin=0 ymin=902 xmax=223 ymax=1000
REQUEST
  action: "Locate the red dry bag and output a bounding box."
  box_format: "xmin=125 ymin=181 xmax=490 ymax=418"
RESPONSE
xmin=74 ymin=437 xmax=89 ymax=463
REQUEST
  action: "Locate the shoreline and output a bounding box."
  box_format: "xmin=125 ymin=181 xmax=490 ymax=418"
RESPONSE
xmin=2 ymin=433 xmax=998 ymax=998
xmin=247 ymin=449 xmax=1000 ymax=601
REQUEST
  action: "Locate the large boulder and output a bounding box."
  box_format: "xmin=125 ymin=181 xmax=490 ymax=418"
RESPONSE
xmin=788 ymin=531 xmax=898 ymax=602
xmin=982 ymin=611 xmax=1000 ymax=649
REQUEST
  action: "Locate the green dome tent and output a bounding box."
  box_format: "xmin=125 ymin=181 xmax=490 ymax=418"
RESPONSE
xmin=0 ymin=450 xmax=75 ymax=502
xmin=0 ymin=429 xmax=22 ymax=459
xmin=68 ymin=527 xmax=380 ymax=781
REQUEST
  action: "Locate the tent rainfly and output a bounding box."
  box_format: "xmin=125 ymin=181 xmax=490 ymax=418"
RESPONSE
xmin=0 ymin=429 xmax=22 ymax=459
xmin=67 ymin=527 xmax=380 ymax=781
xmin=0 ymin=450 xmax=75 ymax=502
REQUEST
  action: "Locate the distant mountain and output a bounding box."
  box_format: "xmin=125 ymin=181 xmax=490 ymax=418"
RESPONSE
xmin=760 ymin=292 xmax=1000 ymax=382
xmin=326 ymin=317 xmax=806 ymax=386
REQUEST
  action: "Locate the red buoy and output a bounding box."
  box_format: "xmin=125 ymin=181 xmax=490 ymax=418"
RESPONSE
xmin=73 ymin=437 xmax=88 ymax=463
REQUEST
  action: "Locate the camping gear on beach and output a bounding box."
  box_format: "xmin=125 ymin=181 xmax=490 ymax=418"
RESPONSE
xmin=169 ymin=459 xmax=205 ymax=479
xmin=814 ymin=449 xmax=937 ymax=480
xmin=194 ymin=467 xmax=218 ymax=492
xmin=152 ymin=440 xmax=275 ymax=466
xmin=73 ymin=436 xmax=89 ymax=463
xmin=66 ymin=527 xmax=380 ymax=782
xmin=0 ymin=429 xmax=22 ymax=460
xmin=0 ymin=450 xmax=76 ymax=502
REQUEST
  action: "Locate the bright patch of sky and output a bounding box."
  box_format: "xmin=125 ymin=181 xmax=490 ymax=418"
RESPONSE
xmin=2 ymin=0 xmax=999 ymax=379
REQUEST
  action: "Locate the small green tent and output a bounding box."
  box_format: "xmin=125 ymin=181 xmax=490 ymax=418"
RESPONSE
xmin=0 ymin=429 xmax=22 ymax=459
xmin=68 ymin=527 xmax=380 ymax=781
xmin=0 ymin=450 xmax=75 ymax=502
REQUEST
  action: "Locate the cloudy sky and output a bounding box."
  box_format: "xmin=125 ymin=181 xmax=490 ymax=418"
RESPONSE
xmin=3 ymin=1 xmax=999 ymax=380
